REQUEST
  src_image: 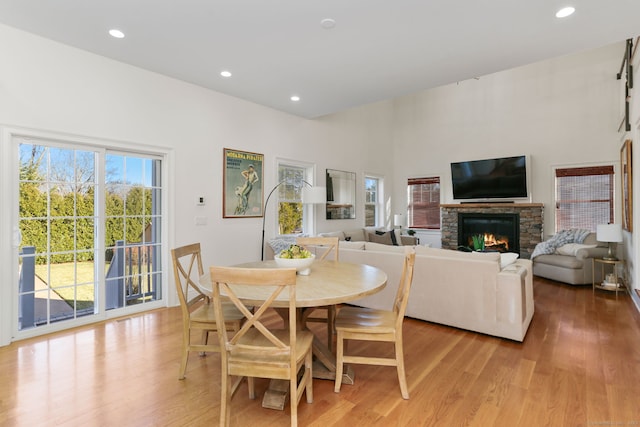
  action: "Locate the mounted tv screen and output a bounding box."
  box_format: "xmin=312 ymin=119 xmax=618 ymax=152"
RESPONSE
xmin=451 ymin=155 xmax=528 ymax=200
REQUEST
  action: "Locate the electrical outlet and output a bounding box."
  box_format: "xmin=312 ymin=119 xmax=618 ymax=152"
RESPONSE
xmin=195 ymin=216 xmax=207 ymax=226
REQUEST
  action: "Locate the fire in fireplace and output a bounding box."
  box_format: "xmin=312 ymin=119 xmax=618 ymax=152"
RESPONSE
xmin=470 ymin=232 xmax=511 ymax=252
xmin=458 ymin=213 xmax=519 ymax=253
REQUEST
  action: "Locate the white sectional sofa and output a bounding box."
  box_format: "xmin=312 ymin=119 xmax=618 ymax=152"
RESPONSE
xmin=312 ymin=241 xmax=534 ymax=342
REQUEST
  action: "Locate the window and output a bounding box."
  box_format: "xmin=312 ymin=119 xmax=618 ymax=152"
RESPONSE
xmin=365 ymin=176 xmax=381 ymax=227
xmin=407 ymin=177 xmax=440 ymax=229
xmin=555 ymin=165 xmax=614 ymax=232
xmin=277 ymin=161 xmax=315 ymax=235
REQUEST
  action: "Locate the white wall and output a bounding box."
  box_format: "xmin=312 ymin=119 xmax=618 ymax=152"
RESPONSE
xmin=391 ymin=43 xmax=623 ymax=227
xmin=0 ymin=24 xmax=395 ymax=344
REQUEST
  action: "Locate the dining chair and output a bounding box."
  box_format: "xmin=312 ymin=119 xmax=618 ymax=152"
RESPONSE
xmin=295 ymin=236 xmax=339 ymax=351
xmin=171 ymin=243 xmax=244 ymax=380
xmin=334 ymin=247 xmax=416 ymax=399
xmin=209 ymin=266 xmax=313 ymax=427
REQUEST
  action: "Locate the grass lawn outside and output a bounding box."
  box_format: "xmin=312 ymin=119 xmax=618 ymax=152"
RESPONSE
xmin=35 ymin=262 xmax=97 ymax=310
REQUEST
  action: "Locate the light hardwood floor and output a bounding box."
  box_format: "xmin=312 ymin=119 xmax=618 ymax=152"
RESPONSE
xmin=1 ymin=277 xmax=640 ymax=426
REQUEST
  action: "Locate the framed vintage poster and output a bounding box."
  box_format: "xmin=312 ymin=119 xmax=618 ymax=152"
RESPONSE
xmin=223 ymin=148 xmax=264 ymax=218
xmin=620 ymin=140 xmax=633 ymax=232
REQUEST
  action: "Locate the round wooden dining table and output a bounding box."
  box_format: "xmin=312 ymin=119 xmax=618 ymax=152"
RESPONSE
xmin=198 ymin=259 xmax=388 ymax=410
xmin=198 ymin=259 xmax=388 ymax=307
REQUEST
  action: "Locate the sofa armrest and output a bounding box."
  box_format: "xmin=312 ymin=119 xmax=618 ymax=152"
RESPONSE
xmin=496 ymin=259 xmax=533 ymax=329
xmin=576 ymin=247 xmax=610 ymax=261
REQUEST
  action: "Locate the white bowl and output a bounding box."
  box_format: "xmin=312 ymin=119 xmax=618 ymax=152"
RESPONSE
xmin=274 ymin=254 xmax=315 ymax=275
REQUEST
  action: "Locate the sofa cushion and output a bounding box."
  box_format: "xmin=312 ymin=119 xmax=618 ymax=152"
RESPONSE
xmin=364 ymin=242 xmax=408 ymax=253
xmin=343 ymin=228 xmax=367 ymax=241
xmin=533 ymin=254 xmax=584 ymax=269
xmin=555 ymin=243 xmax=597 ymax=256
xmin=414 ymin=246 xmax=500 ymax=263
xmin=339 ymin=240 xmax=366 ymax=250
xmin=367 ymin=231 xmax=396 ymax=245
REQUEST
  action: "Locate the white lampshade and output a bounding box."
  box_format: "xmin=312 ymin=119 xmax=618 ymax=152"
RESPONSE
xmin=301 ymin=186 xmax=326 ymax=204
xmin=394 ymin=214 xmax=403 ymax=227
xmin=596 ymin=223 xmax=623 ymax=243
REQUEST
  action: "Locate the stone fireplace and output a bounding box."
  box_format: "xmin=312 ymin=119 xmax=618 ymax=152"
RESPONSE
xmin=441 ymin=203 xmax=544 ymax=259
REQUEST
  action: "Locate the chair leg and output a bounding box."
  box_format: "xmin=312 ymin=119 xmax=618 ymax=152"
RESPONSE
xmin=247 ymin=377 xmax=256 ymax=399
xmin=334 ymin=331 xmax=344 ymax=393
xmin=178 ymin=347 xmax=188 ymax=380
xmin=395 ymin=341 xmax=409 ymax=399
xmin=290 ymin=374 xmax=298 ymax=427
xmin=305 ymin=350 xmax=314 ymax=403
xmin=199 ymin=330 xmax=209 ymax=356
xmin=220 ymin=367 xmax=231 ymax=427
xmin=179 ymin=327 xmax=190 ymax=380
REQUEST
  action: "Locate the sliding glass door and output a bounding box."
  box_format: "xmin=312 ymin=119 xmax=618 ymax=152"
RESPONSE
xmin=16 ymin=137 xmax=164 ymax=333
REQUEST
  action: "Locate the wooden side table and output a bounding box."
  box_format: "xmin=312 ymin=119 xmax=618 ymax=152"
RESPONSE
xmin=592 ymin=258 xmax=625 ymax=298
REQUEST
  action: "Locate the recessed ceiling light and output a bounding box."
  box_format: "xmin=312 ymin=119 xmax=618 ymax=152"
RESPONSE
xmin=320 ymin=18 xmax=336 ymax=29
xmin=220 ymin=70 xmax=232 ymax=78
xmin=290 ymin=95 xmax=301 ymax=102
xmin=109 ymin=29 xmax=125 ymax=39
xmin=555 ymin=6 xmax=575 ymax=18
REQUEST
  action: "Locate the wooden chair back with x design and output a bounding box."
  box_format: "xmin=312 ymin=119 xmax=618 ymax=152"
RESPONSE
xmin=171 ymin=243 xmax=244 ymax=380
xmin=209 ymin=266 xmax=313 ymax=427
xmin=295 ymin=236 xmax=340 ymax=351
xmin=334 ymin=247 xmax=416 ymax=399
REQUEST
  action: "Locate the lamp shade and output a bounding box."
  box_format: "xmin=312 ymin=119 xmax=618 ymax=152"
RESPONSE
xmin=301 ymin=186 xmax=326 ymax=204
xmin=394 ymin=214 xmax=403 ymax=227
xmin=596 ymin=223 xmax=623 ymax=243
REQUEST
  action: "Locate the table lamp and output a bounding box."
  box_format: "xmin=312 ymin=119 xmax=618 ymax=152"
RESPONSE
xmin=394 ymin=214 xmax=403 ymax=229
xmin=596 ymin=223 xmax=623 ymax=261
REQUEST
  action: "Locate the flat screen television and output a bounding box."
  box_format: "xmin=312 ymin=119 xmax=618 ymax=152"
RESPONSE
xmin=451 ymin=155 xmax=529 ymax=200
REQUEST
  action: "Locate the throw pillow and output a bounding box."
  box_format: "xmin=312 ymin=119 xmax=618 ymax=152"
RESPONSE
xmin=318 ymin=231 xmax=346 ymax=240
xmin=500 ymin=252 xmax=519 ymax=269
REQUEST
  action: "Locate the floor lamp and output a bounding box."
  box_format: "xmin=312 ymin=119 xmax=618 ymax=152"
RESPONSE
xmin=261 ymin=180 xmax=326 ymax=261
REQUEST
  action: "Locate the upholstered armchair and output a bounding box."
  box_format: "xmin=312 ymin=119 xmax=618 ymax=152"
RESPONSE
xmin=532 ymin=233 xmax=609 ymax=285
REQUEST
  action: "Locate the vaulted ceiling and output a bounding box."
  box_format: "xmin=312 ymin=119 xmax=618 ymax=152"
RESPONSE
xmin=0 ymin=1 xmax=638 ymax=118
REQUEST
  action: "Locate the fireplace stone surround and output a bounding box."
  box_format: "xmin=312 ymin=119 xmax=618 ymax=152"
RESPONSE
xmin=441 ymin=203 xmax=544 ymax=259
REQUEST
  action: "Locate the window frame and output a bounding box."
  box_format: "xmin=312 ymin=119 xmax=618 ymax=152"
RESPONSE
xmin=364 ymin=175 xmax=383 ymax=227
xmin=275 ymin=159 xmax=318 ymax=236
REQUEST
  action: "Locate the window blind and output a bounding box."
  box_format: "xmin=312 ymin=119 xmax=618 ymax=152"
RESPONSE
xmin=555 ymin=165 xmax=614 ymax=232
xmin=408 ymin=177 xmax=440 ymax=229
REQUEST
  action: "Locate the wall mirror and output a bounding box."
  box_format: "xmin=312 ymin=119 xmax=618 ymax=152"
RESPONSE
xmin=326 ymin=169 xmax=356 ymax=219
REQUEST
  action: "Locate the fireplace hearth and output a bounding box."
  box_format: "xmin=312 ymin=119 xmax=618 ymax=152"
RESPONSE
xmin=440 ymin=203 xmax=544 ymax=259
xmin=458 ymin=213 xmax=519 ymax=253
